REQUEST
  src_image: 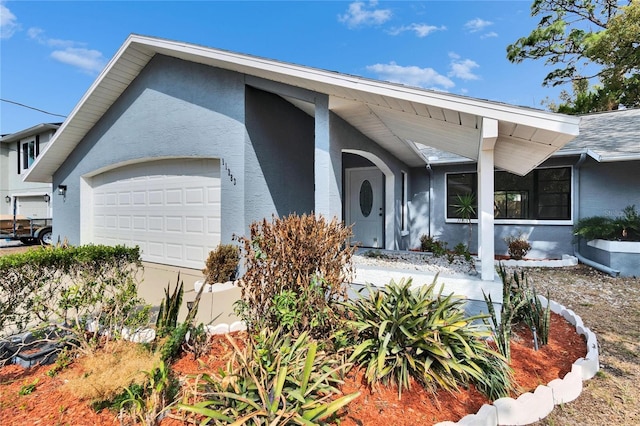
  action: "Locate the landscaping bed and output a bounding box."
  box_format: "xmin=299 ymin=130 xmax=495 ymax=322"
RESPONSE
xmin=0 ymin=312 xmax=585 ymax=426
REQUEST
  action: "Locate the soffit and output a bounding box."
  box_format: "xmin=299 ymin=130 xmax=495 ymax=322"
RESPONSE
xmin=25 ymin=34 xmax=580 ymax=182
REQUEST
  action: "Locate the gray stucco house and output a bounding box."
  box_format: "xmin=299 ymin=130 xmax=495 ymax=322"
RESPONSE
xmin=25 ymin=34 xmax=584 ymax=281
xmin=420 ymin=108 xmax=640 ymax=262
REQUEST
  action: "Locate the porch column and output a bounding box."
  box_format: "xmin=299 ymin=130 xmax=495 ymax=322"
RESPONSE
xmin=478 ymin=117 xmax=497 ymax=281
xmin=314 ymin=95 xmax=341 ymax=220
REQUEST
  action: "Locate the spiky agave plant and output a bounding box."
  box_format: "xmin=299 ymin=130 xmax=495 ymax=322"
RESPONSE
xmin=178 ymin=327 xmax=359 ymax=425
xmin=346 ymin=277 xmax=512 ymax=399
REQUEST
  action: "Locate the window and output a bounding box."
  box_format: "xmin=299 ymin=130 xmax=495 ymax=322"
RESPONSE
xmin=18 ymin=135 xmax=39 ymax=173
xmin=446 ymin=167 xmax=571 ymax=221
xmin=401 ymin=171 xmax=408 ymax=231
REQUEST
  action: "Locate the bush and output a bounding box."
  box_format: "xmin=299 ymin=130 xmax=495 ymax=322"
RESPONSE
xmin=202 ymin=244 xmax=239 ymax=284
xmin=236 ymin=214 xmax=354 ymax=339
xmin=0 ymin=244 xmax=149 ymax=353
xmin=504 ymin=234 xmax=531 ymax=260
xmin=419 ymin=234 xmax=447 ymax=257
xmin=573 ymin=205 xmax=640 ymax=242
xmin=346 ymin=278 xmax=512 ymax=399
xmin=178 ymin=328 xmax=359 ymax=425
xmin=484 ymin=264 xmax=550 ymax=361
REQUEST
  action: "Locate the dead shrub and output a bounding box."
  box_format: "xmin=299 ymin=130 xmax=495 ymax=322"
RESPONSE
xmin=505 ymin=234 xmax=532 ymax=260
xmin=202 ymin=244 xmax=240 ymax=284
xmin=236 ymin=214 xmax=354 ymax=339
xmin=62 ymin=340 xmax=161 ymax=403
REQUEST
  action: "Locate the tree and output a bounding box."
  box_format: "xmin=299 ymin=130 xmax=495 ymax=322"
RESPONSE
xmin=507 ymin=0 xmax=639 ymax=113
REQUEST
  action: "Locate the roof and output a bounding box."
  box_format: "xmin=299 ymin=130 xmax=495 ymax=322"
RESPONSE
xmin=562 ymin=109 xmax=640 ymax=162
xmin=24 ymin=34 xmax=580 ymax=183
xmin=422 ymin=108 xmax=640 ymax=166
xmin=0 ymin=123 xmax=62 ymax=143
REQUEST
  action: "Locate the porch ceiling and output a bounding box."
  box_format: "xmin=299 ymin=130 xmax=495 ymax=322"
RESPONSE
xmin=24 ymin=34 xmax=580 ymax=183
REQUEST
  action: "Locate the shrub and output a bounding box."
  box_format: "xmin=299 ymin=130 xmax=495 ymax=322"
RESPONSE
xmin=346 ymin=278 xmax=512 ymax=399
xmin=120 ymin=360 xmax=179 ymax=425
xmin=0 ymin=244 xmax=149 ymax=353
xmin=63 ymin=340 xmax=161 ymax=403
xmin=202 ymin=244 xmax=240 ymax=284
xmin=504 ymin=234 xmax=531 ymax=260
xmin=419 ymin=234 xmax=447 ymax=257
xmin=484 ymin=264 xmax=550 ymax=360
xmin=178 ymin=328 xmax=359 ymax=425
xmin=155 ymin=274 xmax=184 ymax=338
xmin=573 ymin=205 xmax=640 ymax=242
xmin=236 ymin=214 xmax=354 ymax=339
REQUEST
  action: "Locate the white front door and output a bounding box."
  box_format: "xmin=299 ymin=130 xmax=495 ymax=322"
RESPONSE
xmin=346 ymin=168 xmax=384 ymax=248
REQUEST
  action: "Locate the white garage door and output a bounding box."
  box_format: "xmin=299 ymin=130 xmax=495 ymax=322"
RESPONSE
xmin=91 ymin=158 xmax=221 ymax=269
xmin=17 ymin=196 xmax=49 ymax=218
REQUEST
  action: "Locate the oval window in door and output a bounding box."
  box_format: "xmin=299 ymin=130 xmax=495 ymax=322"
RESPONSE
xmin=359 ymin=180 xmax=373 ymax=217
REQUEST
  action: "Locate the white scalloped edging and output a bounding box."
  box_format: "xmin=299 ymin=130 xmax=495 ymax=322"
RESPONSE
xmin=205 ymin=321 xmax=247 ymax=336
xmin=435 ymin=296 xmax=599 ymax=426
xmin=495 ymin=255 xmax=578 ymax=268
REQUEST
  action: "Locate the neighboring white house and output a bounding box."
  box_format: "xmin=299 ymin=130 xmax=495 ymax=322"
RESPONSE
xmin=1 ymin=123 xmax=60 ymax=218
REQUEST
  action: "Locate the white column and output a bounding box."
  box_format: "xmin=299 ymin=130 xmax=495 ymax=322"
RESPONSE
xmin=314 ymin=95 xmax=341 ymax=220
xmin=478 ymin=118 xmax=497 ymax=281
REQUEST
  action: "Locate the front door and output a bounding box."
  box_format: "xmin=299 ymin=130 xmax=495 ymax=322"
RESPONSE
xmin=346 ymin=167 xmax=384 ymax=248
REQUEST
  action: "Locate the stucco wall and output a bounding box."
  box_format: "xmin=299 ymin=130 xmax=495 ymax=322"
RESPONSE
xmin=244 ymin=86 xmax=315 ymax=220
xmin=52 ymin=55 xmax=247 ymax=244
xmin=578 ymin=158 xmax=640 ymax=220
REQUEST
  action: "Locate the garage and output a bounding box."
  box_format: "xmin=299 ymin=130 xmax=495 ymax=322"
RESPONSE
xmin=88 ymin=158 xmax=221 ymax=269
xmin=16 ymin=195 xmax=50 ymax=219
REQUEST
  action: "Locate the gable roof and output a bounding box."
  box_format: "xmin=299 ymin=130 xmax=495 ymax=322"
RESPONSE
xmin=0 ymin=123 xmax=61 ymax=143
xmin=24 ymin=34 xmax=580 ymax=183
xmin=421 ymin=108 xmax=640 ymax=166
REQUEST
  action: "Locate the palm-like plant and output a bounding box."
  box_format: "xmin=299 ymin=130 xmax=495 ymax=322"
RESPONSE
xmin=178 ymin=328 xmax=359 ymax=425
xmin=453 ymin=193 xmax=476 ymax=251
xmin=345 ymin=277 xmax=512 ymax=399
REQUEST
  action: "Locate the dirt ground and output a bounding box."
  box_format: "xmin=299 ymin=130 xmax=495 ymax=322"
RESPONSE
xmin=524 ymin=265 xmax=640 ymax=426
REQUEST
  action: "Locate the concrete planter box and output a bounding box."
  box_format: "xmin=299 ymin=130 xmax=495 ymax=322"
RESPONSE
xmin=585 ymin=239 xmax=640 ymax=277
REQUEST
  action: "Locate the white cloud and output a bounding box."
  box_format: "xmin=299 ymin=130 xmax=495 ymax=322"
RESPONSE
xmin=28 ymin=27 xmax=76 ymax=48
xmin=366 ymin=62 xmax=455 ymax=89
xmin=448 ymin=53 xmax=480 ymax=81
xmin=387 ymin=23 xmax=446 ymax=38
xmin=464 ymin=18 xmax=493 ymax=33
xmin=51 ymin=48 xmax=105 ymax=74
xmin=338 ymin=1 xmax=392 ymax=28
xmin=0 ymin=3 xmax=19 ymax=39
xmin=27 ymin=27 xmax=105 ymax=73
xmin=481 ymin=31 xmax=498 ymax=39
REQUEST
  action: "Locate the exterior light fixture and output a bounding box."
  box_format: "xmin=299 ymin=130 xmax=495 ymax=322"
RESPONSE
xmin=4 ymin=195 xmax=10 ymax=204
xmin=44 ymin=194 xmax=51 ymax=203
xmin=57 ymin=185 xmax=67 ymax=196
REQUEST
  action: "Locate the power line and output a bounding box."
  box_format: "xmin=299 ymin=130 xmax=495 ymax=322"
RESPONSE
xmin=1 ymin=98 xmax=67 ymax=118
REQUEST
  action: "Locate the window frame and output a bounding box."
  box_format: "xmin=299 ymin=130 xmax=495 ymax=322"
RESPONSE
xmin=444 ymin=166 xmax=574 ymax=226
xmin=19 ymin=136 xmax=39 ymax=174
xmin=401 ymin=170 xmax=409 ymax=234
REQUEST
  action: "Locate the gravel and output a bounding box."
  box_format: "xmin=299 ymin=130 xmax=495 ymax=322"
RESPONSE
xmin=353 ymin=249 xmax=478 ymax=276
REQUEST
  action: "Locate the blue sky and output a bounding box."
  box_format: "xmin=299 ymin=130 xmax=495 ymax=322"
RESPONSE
xmin=1 ymin=0 xmax=566 ymax=135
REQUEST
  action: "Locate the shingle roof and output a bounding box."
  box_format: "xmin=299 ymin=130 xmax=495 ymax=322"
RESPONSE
xmin=421 ymin=108 xmax=640 ymax=165
xmin=561 ymin=109 xmax=640 ymax=161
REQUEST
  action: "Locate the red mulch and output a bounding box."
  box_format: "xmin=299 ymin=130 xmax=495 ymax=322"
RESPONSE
xmin=0 ymin=313 xmax=586 ymax=425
